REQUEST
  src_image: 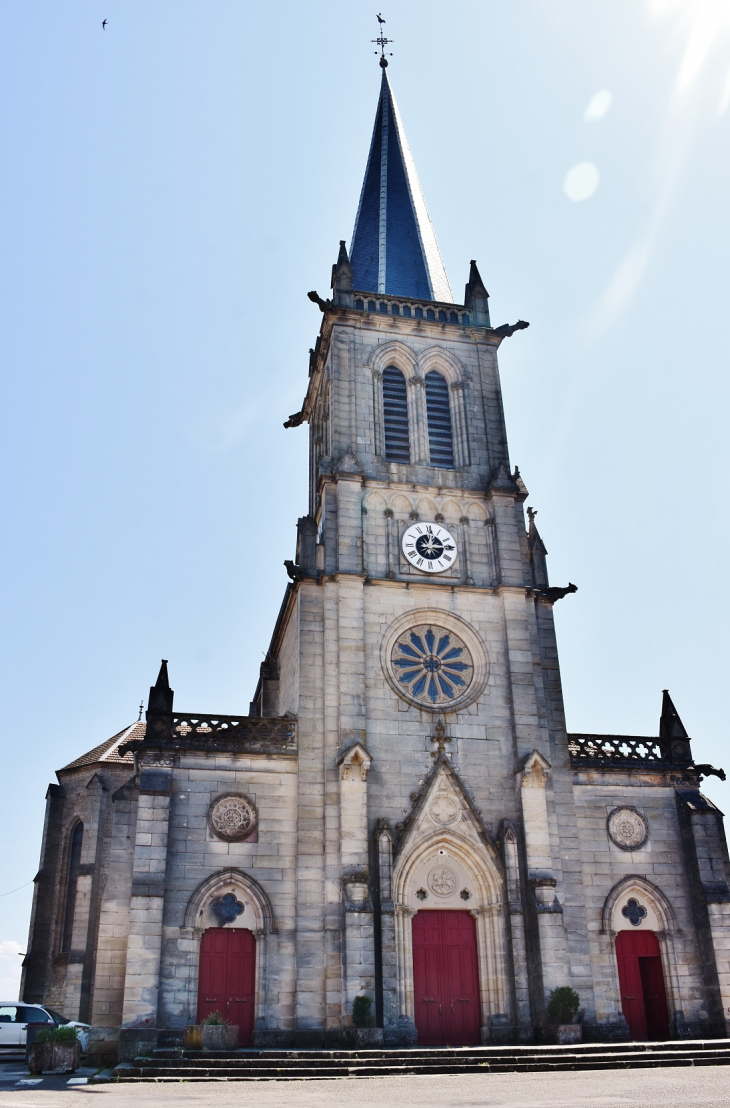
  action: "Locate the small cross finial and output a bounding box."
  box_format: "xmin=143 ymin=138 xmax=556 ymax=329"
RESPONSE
xmin=138 ymin=701 xmax=144 ymax=721
xmin=372 ymin=12 xmax=394 ymax=67
xmin=429 ymin=718 xmax=451 ymax=758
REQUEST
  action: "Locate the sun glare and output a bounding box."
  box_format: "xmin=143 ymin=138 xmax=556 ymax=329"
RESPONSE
xmin=646 ymin=0 xmax=730 ymax=103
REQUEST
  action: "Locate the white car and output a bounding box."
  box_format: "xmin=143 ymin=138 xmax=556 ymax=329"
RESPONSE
xmin=0 ymin=1003 xmax=89 ymax=1053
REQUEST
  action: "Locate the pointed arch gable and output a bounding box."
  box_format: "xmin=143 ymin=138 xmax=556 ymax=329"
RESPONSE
xmin=184 ymin=868 xmax=277 ymax=934
xmin=416 ymin=495 xmax=438 ymax=519
xmin=416 ymin=346 xmax=466 ymax=386
xmin=440 ymin=498 xmax=462 ymax=523
xmin=601 ymin=875 xmax=676 ymax=935
xmin=363 ymin=490 xmax=386 ymax=511
xmin=368 ymin=340 xmax=418 ymax=380
xmin=389 ymin=757 xmax=511 ymax=1028
xmin=392 ymin=757 xmax=504 ymax=910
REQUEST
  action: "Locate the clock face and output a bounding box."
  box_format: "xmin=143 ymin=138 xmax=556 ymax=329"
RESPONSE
xmin=401 ymin=522 xmax=457 ymax=574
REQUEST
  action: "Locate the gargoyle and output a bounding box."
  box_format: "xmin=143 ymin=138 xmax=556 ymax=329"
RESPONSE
xmin=542 ymin=582 xmax=578 ymax=603
xmin=493 ymin=320 xmax=530 ymax=338
xmin=693 ymin=764 xmax=727 ymax=782
xmin=284 ymin=560 xmax=305 ymax=582
xmin=307 ymin=290 xmax=333 ymax=312
xmin=284 ymin=410 xmax=305 ymax=429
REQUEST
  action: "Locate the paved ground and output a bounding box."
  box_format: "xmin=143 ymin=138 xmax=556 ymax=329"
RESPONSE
xmin=1 ymin=1065 xmax=729 ymax=1108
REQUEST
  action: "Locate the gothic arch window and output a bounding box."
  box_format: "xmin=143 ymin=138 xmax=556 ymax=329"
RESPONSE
xmin=382 ymin=366 xmax=410 ymax=463
xmin=61 ymin=821 xmax=83 ymax=952
xmin=425 ymin=370 xmax=454 ymax=468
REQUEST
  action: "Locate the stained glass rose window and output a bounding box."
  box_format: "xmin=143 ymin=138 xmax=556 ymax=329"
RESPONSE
xmin=391 ymin=625 xmax=474 ymax=707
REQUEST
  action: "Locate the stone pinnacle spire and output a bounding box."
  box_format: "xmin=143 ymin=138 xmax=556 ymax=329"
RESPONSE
xmin=349 ymin=69 xmax=454 ymax=303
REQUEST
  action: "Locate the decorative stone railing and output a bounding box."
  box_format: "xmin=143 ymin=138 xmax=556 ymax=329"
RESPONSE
xmin=353 ymin=293 xmax=471 ymax=326
xmin=567 ymin=733 xmax=671 ymax=769
xmin=121 ymin=713 xmax=297 ymax=757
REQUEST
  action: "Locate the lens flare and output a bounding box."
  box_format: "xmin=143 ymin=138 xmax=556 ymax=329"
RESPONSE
xmin=563 ymin=163 xmax=600 ymax=202
xmin=584 ymin=90 xmax=612 ymax=121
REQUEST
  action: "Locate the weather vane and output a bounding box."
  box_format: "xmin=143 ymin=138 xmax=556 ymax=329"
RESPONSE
xmin=372 ymin=12 xmax=394 ymax=68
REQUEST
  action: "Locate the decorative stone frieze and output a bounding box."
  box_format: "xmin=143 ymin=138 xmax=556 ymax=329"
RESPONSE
xmin=428 ymin=793 xmax=459 ymax=827
xmin=207 ymin=794 xmax=258 ymax=842
xmin=427 ymin=866 xmax=458 ymax=896
xmin=607 ymin=807 xmax=648 ymax=851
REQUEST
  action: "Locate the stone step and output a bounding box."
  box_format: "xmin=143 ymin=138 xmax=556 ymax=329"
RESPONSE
xmin=149 ymin=1038 xmax=730 ymax=1062
xmin=115 ymin=1045 xmax=730 ymax=1081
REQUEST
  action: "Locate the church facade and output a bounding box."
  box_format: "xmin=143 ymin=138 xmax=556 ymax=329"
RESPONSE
xmin=22 ymin=65 xmax=730 ymax=1060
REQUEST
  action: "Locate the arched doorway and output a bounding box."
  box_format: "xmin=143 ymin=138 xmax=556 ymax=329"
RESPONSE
xmin=603 ymin=877 xmax=678 ymax=1042
xmin=615 ymin=930 xmax=669 ymax=1041
xmin=412 ymin=910 xmax=481 ymax=1045
xmin=389 ymin=761 xmax=509 ymax=1046
xmin=197 ymin=927 xmax=256 ymax=1046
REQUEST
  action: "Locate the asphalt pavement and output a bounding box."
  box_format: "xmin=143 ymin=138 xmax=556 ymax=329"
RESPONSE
xmin=0 ymin=1062 xmax=729 ymax=1108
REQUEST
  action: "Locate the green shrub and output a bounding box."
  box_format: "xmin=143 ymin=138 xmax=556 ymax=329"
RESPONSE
xmin=352 ymin=995 xmax=373 ymax=1028
xmin=36 ymin=1025 xmax=80 ymax=1044
xmin=201 ymin=1011 xmax=229 ymax=1026
xmin=545 ymin=986 xmax=580 ymax=1025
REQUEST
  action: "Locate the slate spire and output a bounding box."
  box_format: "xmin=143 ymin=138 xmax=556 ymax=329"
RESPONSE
xmin=350 ymin=70 xmax=454 ymax=303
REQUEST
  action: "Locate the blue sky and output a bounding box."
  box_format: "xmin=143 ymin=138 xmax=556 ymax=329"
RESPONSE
xmin=2 ymin=1 xmax=729 ymax=995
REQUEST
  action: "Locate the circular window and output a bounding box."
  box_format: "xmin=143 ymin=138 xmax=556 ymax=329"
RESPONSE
xmin=208 ymin=794 xmax=257 ymax=842
xmin=392 ymin=624 xmax=474 ymax=707
xmin=381 ymin=611 xmax=488 ymax=712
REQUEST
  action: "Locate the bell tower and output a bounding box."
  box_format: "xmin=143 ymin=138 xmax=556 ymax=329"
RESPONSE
xmin=276 ymin=57 xmax=579 ymax=1043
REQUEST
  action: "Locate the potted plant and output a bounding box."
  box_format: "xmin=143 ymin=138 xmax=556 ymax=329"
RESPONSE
xmin=197 ymin=1012 xmax=239 ymax=1051
xmin=28 ymin=1025 xmax=81 ymax=1074
xmin=545 ymin=986 xmax=582 ymax=1044
xmin=350 ymin=995 xmax=383 ymax=1047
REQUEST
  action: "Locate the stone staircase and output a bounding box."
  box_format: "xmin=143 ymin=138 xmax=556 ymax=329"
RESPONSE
xmin=114 ymin=1038 xmax=730 ymax=1080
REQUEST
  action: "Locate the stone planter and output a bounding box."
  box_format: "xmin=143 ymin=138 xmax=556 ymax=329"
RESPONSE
xmin=556 ymin=1024 xmax=582 ymax=1045
xmin=185 ymin=1024 xmax=239 ymax=1051
xmin=27 ymin=1041 xmax=80 ymax=1074
xmin=27 ymin=1042 xmax=53 ymax=1075
xmin=51 ymin=1042 xmax=81 ymax=1072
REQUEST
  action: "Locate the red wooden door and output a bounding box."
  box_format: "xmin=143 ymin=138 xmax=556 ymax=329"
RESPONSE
xmin=615 ymin=930 xmax=669 ymax=1041
xmin=197 ymin=928 xmax=256 ymax=1046
xmin=412 ymin=910 xmax=481 ymax=1046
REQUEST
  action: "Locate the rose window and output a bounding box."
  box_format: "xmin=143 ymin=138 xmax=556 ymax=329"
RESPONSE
xmin=391 ymin=625 xmax=474 ymax=707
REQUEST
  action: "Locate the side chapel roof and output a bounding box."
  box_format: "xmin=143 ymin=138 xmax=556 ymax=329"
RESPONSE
xmin=60 ymin=721 xmax=143 ymax=770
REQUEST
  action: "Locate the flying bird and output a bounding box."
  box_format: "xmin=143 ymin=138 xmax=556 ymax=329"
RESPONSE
xmin=102 ymin=19 xmax=107 ymax=29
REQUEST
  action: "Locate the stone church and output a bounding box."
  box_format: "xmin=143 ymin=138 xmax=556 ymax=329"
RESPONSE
xmin=21 ymin=62 xmax=730 ymax=1059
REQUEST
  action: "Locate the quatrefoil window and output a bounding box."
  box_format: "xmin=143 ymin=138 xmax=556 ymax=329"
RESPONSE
xmin=621 ymin=898 xmax=647 ymax=927
xmin=211 ymin=893 xmax=244 ymax=927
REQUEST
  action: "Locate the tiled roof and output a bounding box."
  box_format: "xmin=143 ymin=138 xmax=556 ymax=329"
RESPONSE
xmin=61 ymin=721 xmax=144 ymax=771
xmin=350 ymin=70 xmax=454 ymax=303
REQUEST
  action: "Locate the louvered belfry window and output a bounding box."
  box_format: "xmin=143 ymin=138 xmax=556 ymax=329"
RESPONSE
xmin=425 ymin=371 xmax=454 ymax=467
xmin=383 ymin=366 xmax=410 ymax=463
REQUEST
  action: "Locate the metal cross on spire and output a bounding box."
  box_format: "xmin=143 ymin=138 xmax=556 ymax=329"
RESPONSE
xmin=372 ymin=12 xmax=394 ymax=68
